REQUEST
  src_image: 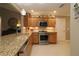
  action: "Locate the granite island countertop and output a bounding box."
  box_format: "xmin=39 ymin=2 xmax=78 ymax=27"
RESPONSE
xmin=0 ymin=31 xmax=32 ymax=56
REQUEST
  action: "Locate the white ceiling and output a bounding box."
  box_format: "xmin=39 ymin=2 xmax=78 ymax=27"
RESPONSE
xmin=13 ymin=3 xmax=70 ymax=16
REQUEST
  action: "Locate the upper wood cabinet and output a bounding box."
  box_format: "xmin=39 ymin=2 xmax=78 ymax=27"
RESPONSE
xmin=24 ymin=13 xmax=32 ymax=27
xmin=48 ymin=18 xmax=56 ymax=27
xmin=41 ymin=16 xmax=48 ymax=21
xmin=25 ymin=14 xmax=56 ymax=27
xmin=28 ymin=18 xmax=40 ymax=27
xmin=24 ymin=16 xmax=28 ymax=27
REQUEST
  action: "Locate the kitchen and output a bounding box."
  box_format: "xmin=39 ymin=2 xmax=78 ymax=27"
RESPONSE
xmin=0 ymin=3 xmax=70 ymax=56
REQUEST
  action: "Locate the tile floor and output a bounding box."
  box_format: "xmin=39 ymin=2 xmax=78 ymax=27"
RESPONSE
xmin=31 ymin=40 xmax=70 ymax=56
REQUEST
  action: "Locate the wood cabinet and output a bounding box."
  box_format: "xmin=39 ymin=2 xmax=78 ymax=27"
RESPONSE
xmin=28 ymin=18 xmax=40 ymax=27
xmin=41 ymin=16 xmax=48 ymax=21
xmin=48 ymin=32 xmax=57 ymax=44
xmin=24 ymin=13 xmax=32 ymax=27
xmin=27 ymin=16 xmax=56 ymax=27
xmin=48 ymin=18 xmax=56 ymax=27
xmin=28 ymin=18 xmax=33 ymax=27
xmin=32 ymin=32 xmax=39 ymax=44
xmin=24 ymin=15 xmax=28 ymax=27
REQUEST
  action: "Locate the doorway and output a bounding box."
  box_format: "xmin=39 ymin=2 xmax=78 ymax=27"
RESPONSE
xmin=0 ymin=16 xmax=1 ymax=36
xmin=56 ymin=17 xmax=66 ymax=41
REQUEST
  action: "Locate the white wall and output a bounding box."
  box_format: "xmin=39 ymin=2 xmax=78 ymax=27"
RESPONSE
xmin=70 ymin=3 xmax=79 ymax=56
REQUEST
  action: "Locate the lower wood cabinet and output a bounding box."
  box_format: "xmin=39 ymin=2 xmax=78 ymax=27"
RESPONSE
xmin=48 ymin=32 xmax=57 ymax=44
xmin=32 ymin=32 xmax=39 ymax=44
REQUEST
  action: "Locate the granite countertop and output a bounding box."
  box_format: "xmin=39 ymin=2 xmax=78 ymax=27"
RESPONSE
xmin=0 ymin=31 xmax=32 ymax=56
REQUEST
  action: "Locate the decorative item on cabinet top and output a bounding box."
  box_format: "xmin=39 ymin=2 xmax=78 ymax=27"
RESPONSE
xmin=74 ymin=3 xmax=79 ymax=19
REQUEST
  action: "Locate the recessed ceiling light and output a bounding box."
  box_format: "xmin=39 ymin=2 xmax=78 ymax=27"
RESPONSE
xmin=31 ymin=10 xmax=34 ymax=12
xmin=21 ymin=9 xmax=26 ymax=15
xmin=53 ymin=10 xmax=56 ymax=13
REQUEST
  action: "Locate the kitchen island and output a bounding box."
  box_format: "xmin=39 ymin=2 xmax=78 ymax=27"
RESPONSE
xmin=0 ymin=31 xmax=32 ymax=56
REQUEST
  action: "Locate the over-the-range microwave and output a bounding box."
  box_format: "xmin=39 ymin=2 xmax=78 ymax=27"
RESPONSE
xmin=39 ymin=21 xmax=48 ymax=27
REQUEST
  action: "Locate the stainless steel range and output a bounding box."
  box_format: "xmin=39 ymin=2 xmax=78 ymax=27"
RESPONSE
xmin=39 ymin=31 xmax=48 ymax=44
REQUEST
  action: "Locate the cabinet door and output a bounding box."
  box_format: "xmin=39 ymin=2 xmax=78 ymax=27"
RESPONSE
xmin=28 ymin=18 xmax=39 ymax=27
xmin=32 ymin=18 xmax=39 ymax=27
xmin=43 ymin=16 xmax=48 ymax=21
xmin=24 ymin=16 xmax=28 ymax=27
xmin=48 ymin=32 xmax=57 ymax=44
xmin=28 ymin=18 xmax=32 ymax=27
xmin=48 ymin=19 xmax=56 ymax=27
xmin=33 ymin=33 xmax=39 ymax=44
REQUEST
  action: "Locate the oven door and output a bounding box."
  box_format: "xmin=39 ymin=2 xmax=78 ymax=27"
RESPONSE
xmin=39 ymin=34 xmax=48 ymax=44
xmin=40 ymin=35 xmax=48 ymax=41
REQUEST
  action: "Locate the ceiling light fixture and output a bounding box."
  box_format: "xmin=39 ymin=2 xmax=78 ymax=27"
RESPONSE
xmin=53 ymin=10 xmax=56 ymax=13
xmin=31 ymin=10 xmax=34 ymax=12
xmin=21 ymin=9 xmax=26 ymax=15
